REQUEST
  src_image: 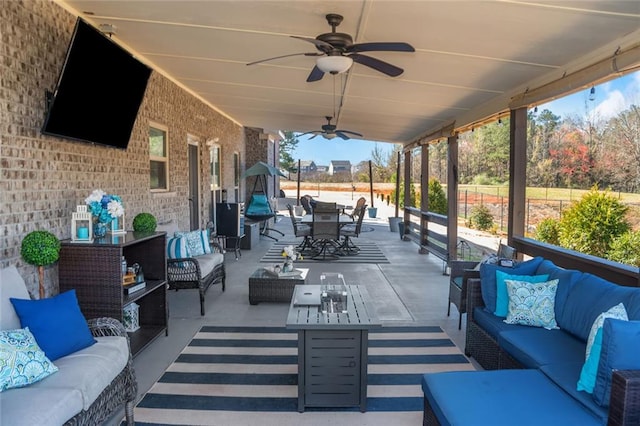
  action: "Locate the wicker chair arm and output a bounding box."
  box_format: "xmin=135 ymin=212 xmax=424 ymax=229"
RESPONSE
xmin=608 ymin=370 xmax=640 ymax=426
xmin=210 ymin=240 xmax=224 ymax=253
xmin=449 ymin=260 xmax=479 ymax=277
xmin=466 ymin=277 xmax=484 ymax=322
xmin=87 ymin=317 xmax=128 ymax=338
xmin=167 ymin=257 xmax=202 ymax=281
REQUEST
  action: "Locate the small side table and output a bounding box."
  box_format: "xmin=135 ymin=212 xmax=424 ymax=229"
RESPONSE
xmin=248 ymin=268 xmax=309 ymax=305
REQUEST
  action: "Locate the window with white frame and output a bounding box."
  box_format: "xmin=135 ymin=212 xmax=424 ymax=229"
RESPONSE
xmin=150 ymin=124 xmax=168 ymax=191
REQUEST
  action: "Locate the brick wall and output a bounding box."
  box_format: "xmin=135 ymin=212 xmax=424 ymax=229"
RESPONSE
xmin=0 ymin=1 xmax=252 ymax=296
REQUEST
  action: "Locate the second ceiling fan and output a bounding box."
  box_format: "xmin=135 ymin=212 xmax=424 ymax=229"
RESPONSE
xmin=299 ymin=116 xmax=363 ymax=140
xmin=247 ymin=13 xmax=415 ymax=82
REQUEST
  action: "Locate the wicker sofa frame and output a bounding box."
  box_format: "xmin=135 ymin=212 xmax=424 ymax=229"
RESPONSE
xmin=452 ymin=276 xmax=640 ymax=426
xmin=66 ymin=317 xmax=137 ymax=426
xmin=166 ymin=240 xmax=226 ymax=316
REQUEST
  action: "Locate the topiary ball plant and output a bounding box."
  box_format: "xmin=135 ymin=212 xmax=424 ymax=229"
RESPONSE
xmin=133 ymin=212 xmax=157 ymax=233
xmin=21 ymin=230 xmax=61 ymax=298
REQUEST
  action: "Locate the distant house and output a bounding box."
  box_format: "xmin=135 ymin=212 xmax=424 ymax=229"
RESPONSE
xmin=298 ymin=160 xmax=317 ymax=173
xmin=316 ymin=165 xmax=328 ymax=173
xmin=329 ymin=160 xmax=351 ymax=175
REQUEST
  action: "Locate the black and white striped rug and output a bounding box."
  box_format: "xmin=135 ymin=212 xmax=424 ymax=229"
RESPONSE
xmin=260 ymin=241 xmax=389 ymax=264
xmin=132 ymin=326 xmax=473 ymax=425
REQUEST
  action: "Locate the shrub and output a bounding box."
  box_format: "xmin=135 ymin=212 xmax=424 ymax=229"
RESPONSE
xmin=536 ymin=218 xmax=560 ymax=245
xmin=607 ymin=230 xmax=640 ymax=267
xmin=133 ymin=212 xmax=158 ymax=233
xmin=558 ymin=187 xmax=629 ymax=258
xmin=428 ymin=178 xmax=447 ymax=215
xmin=468 ymin=204 xmax=494 ymax=231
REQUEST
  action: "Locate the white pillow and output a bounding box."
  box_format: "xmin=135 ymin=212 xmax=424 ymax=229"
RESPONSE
xmin=585 ymin=302 xmax=628 ymax=360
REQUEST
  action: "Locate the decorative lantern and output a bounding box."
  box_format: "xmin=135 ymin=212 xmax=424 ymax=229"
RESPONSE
xmin=71 ymin=205 xmax=93 ymax=242
xmin=110 ymin=212 xmax=126 ymax=234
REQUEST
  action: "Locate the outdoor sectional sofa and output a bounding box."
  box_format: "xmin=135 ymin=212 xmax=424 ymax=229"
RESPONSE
xmin=422 ymin=257 xmax=640 ymax=425
xmin=0 ymin=266 xmax=136 ymax=425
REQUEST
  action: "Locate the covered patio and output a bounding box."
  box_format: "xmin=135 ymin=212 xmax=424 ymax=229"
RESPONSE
xmin=113 ymin=199 xmax=467 ymax=425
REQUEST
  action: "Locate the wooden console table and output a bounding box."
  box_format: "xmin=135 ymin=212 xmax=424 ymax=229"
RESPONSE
xmin=286 ymin=284 xmax=380 ymax=412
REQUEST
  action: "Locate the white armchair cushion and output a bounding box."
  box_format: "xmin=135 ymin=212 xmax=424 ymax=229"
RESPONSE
xmin=194 ymin=253 xmax=224 ymax=277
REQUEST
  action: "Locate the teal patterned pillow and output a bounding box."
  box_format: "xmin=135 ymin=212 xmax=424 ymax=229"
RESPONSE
xmin=504 ymin=279 xmax=559 ymax=329
xmin=175 ymin=230 xmax=211 ymax=256
xmin=0 ymin=327 xmax=58 ymax=391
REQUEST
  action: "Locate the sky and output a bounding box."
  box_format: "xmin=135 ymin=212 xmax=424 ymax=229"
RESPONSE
xmin=291 ymin=70 xmax=640 ymax=166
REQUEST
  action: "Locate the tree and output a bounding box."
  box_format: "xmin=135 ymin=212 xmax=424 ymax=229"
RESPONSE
xmin=279 ymin=131 xmax=299 ymax=172
xmin=21 ymin=230 xmax=61 ymax=298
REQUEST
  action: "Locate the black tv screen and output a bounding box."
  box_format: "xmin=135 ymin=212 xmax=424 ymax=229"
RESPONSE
xmin=42 ymin=18 xmax=151 ymax=149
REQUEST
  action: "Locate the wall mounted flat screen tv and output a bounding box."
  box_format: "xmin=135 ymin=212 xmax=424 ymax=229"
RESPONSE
xmin=42 ymin=18 xmax=151 ymax=149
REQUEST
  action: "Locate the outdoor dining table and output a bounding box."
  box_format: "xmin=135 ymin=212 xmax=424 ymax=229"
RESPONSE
xmin=300 ymin=214 xmax=353 ymax=225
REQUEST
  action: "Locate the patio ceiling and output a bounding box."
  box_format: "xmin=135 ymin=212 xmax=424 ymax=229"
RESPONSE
xmin=58 ymin=0 xmax=640 ymax=144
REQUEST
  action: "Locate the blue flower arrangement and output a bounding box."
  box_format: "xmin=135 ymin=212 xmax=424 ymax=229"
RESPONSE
xmin=84 ymin=189 xmax=124 ymax=224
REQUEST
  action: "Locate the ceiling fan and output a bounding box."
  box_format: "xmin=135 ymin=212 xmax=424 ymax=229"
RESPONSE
xmin=247 ymin=13 xmax=415 ymax=82
xmin=299 ymin=116 xmax=363 ymax=140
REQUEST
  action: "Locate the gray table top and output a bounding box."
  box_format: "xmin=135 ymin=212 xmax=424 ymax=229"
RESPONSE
xmin=286 ymin=285 xmax=381 ymax=330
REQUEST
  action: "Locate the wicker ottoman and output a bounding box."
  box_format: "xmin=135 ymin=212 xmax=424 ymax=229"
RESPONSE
xmin=249 ymin=268 xmax=309 ymax=305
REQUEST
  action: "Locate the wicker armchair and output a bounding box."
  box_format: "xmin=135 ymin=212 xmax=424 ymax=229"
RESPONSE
xmin=166 ymin=239 xmax=225 ymax=316
xmin=447 ymin=260 xmax=480 ymax=329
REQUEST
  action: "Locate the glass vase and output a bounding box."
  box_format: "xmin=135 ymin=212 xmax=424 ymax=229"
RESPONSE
xmin=93 ymin=222 xmax=108 ymax=238
xmin=283 ymin=258 xmax=293 ymax=272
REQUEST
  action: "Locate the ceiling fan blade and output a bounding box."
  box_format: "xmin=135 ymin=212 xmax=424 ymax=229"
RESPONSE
xmin=347 ymin=42 xmax=415 ymax=53
xmin=246 ymin=52 xmax=320 ymax=66
xmin=291 ymin=35 xmax=334 ymax=52
xmin=349 ymin=53 xmax=404 ymax=77
xmin=298 ymin=130 xmax=321 ymax=137
xmin=335 ymin=131 xmax=351 ymax=140
xmin=336 ymin=129 xmax=363 ymax=137
xmin=306 ymin=65 xmax=325 ymax=82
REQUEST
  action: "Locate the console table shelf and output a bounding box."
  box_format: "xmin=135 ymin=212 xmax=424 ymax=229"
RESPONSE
xmin=58 ymin=231 xmax=168 ymax=356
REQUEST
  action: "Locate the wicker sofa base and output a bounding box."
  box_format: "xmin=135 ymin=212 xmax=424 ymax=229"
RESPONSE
xmin=423 ymin=397 xmax=440 ymax=426
xmin=66 ymin=317 xmax=137 ymax=426
xmin=248 ymin=273 xmax=305 ymax=305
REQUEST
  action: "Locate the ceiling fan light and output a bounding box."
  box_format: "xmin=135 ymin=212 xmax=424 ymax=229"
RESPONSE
xmin=325 ymin=133 xmax=337 ymax=140
xmin=316 ymin=56 xmax=353 ymax=74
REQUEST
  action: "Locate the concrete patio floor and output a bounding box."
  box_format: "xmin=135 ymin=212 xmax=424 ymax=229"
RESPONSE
xmin=108 ymin=196 xmax=479 ymax=425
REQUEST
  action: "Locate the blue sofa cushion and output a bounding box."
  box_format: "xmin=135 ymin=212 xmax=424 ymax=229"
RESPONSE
xmin=480 ymin=256 xmax=544 ymax=314
xmin=473 ymin=307 xmax=525 ymax=340
xmin=499 ymin=328 xmax=585 ymax=368
xmin=558 ymin=273 xmax=640 ymax=341
xmin=535 ymin=260 xmax=583 ymax=320
xmin=593 ymin=318 xmax=640 ymax=407
xmin=540 ymin=362 xmax=608 ymax=424
xmin=422 ymin=369 xmax=602 ymax=426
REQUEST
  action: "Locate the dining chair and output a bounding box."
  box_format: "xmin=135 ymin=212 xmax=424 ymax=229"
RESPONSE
xmin=286 ymin=204 xmax=313 ymax=254
xmin=339 ymin=203 xmax=367 ymax=255
xmin=300 ymin=195 xmax=314 ymax=215
xmin=348 ymin=196 xmax=367 ymax=220
xmin=310 ymin=206 xmax=340 ymax=260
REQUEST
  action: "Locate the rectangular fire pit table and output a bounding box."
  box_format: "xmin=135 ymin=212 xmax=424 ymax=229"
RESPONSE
xmin=286 ymin=284 xmax=381 ymax=412
xmin=248 ymin=268 xmax=309 ymax=305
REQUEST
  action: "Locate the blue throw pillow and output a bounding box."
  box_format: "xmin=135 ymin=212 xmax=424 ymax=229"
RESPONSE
xmin=592 ymin=318 xmax=640 ymax=407
xmin=494 ymin=271 xmax=549 ymax=317
xmin=480 ymin=256 xmax=544 ymax=313
xmin=0 ymin=327 xmax=58 ymax=391
xmin=504 ymin=279 xmax=559 ymax=329
xmin=10 ymin=290 xmax=96 ymax=361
